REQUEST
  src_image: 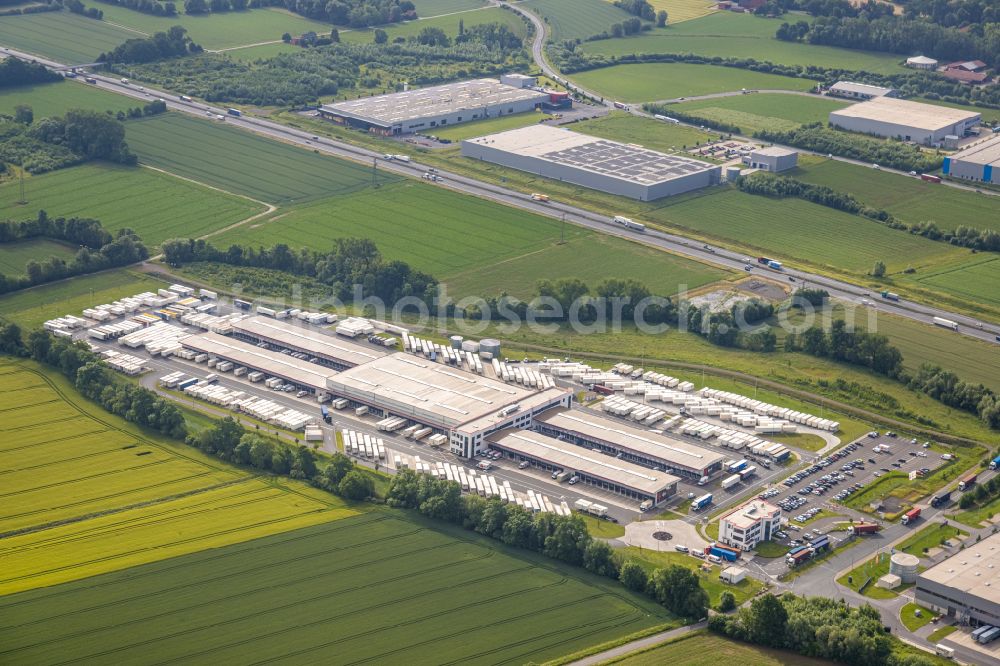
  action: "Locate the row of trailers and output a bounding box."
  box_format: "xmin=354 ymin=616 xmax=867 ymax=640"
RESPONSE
xmin=403 ymin=333 xmax=485 ymax=375
xmin=972 ymin=625 xmax=1000 ymax=645
xmin=674 ymin=417 xmax=789 ymax=461
xmin=342 ymin=429 xmax=387 ymax=460
xmin=492 ymin=359 xmax=557 ymax=390
xmin=373 ymin=418 xmax=448 ymax=447
xmin=421 ymin=460 xmax=572 ymax=516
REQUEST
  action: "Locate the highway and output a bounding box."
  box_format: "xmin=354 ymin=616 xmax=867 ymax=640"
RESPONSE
xmin=5 ymin=46 xmax=1000 ymax=345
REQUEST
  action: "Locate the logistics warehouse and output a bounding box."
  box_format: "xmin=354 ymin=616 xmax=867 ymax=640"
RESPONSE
xmin=828 ymin=97 xmax=980 ymax=146
xmin=533 ymin=408 xmax=725 ymax=479
xmin=489 ymin=429 xmax=679 ymax=505
xmin=229 ymin=316 xmax=387 ymax=371
xmin=916 ymin=531 xmax=1000 ymax=627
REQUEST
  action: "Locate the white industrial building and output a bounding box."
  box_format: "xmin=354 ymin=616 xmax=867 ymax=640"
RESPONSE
xmin=461 ymin=124 xmax=722 ymax=201
xmin=916 ymin=532 xmax=1000 ymax=627
xmin=744 ymin=146 xmax=798 ymax=172
xmin=829 ymin=97 xmax=981 ymax=146
xmin=317 ymin=76 xmax=550 ymax=135
xmin=230 ymin=316 xmax=388 ymax=370
xmin=718 ymin=499 xmax=781 ymax=551
xmin=828 ymin=81 xmax=896 ymax=101
xmin=943 ymin=135 xmax=1000 ymax=185
xmin=906 ymin=55 xmax=938 ymax=70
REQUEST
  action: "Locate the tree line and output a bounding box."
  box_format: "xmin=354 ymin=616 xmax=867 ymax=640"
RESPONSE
xmin=908 ymin=364 xmax=1000 ymax=428
xmin=161 ymin=237 xmax=438 ymax=306
xmin=958 ymin=472 xmax=1000 ymax=510
xmin=785 ymin=319 xmax=904 ymax=378
xmin=738 ymin=172 xmax=1000 ymax=252
xmin=386 ymin=468 xmax=711 ymax=619
xmin=255 ymin=0 xmax=416 ymax=27
xmin=0 ymin=58 xmax=62 ymax=88
xmin=98 ymin=25 xmax=203 ymax=64
xmin=0 ymin=0 xmax=61 ymax=15
xmin=67 ymin=0 xmax=104 ymax=19
xmin=95 ymin=0 xmax=177 ymax=16
xmin=902 ymin=0 xmax=1000 ymax=28
xmin=0 ymin=212 xmax=149 ymax=294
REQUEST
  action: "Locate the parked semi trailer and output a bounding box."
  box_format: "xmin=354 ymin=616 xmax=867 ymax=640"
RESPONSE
xmin=901 ymin=507 xmax=921 ymax=525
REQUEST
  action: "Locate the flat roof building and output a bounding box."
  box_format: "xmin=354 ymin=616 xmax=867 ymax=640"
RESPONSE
xmin=325 ymin=352 xmax=571 ymax=456
xmin=744 ymin=146 xmax=798 ymax=172
xmin=828 ymin=81 xmax=896 ymax=101
xmin=489 ymin=429 xmax=679 ymax=505
xmin=182 ymin=332 xmax=336 ymax=391
xmin=829 ymin=97 xmax=981 ymax=146
xmin=462 ymin=124 xmax=721 ymax=201
xmin=533 ymin=408 xmax=726 ymax=479
xmin=230 ymin=316 xmax=387 ymax=371
xmin=944 ymin=135 xmax=1000 ymax=185
xmin=915 ymin=531 xmax=1000 ymax=626
xmin=318 ymin=77 xmax=550 ymax=135
xmin=719 ymin=499 xmax=781 ymax=550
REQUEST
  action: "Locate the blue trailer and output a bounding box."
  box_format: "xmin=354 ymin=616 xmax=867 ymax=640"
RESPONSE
xmin=227 ymin=107 xmax=242 ymax=117
xmin=990 ymin=455 xmax=1000 ymax=470
xmin=321 ymin=404 xmax=331 ymax=423
xmin=728 ymin=459 xmax=748 ymax=473
xmin=693 ymin=493 xmax=713 ymax=510
xmin=810 ymin=536 xmax=830 ymax=553
xmin=234 ymin=298 xmax=252 ymax=310
xmin=710 ymin=546 xmax=739 ymax=562
xmin=176 ymin=377 xmax=198 ymax=390
xmin=788 ymin=545 xmax=808 ymax=556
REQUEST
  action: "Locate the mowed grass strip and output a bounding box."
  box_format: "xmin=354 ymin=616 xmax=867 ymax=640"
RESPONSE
xmin=125 ymin=113 xmax=393 ymax=204
xmin=524 ymin=0 xmax=635 ymax=41
xmin=0 ymin=81 xmax=137 ymax=117
xmin=0 ymin=239 xmax=77 ymax=275
xmin=646 ymin=187 xmax=964 ymax=274
xmin=0 ymin=163 xmax=265 ymax=246
xmin=675 ymin=93 xmax=849 ymax=133
xmin=0 ymin=515 xmax=669 ymax=664
xmin=605 ymin=631 xmax=834 ymax=665
xmin=0 ymin=11 xmax=140 ymax=63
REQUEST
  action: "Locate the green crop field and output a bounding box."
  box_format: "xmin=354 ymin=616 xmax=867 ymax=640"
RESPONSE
xmin=411 ymin=0 xmax=488 ymax=15
xmin=0 ymin=163 xmax=265 ymax=246
xmin=605 ymin=631 xmax=833 ymax=666
xmin=0 ymin=268 xmax=166 ymax=329
xmin=580 ymin=13 xmax=906 ymax=73
xmin=911 ymin=255 xmax=1000 ymax=309
xmin=572 ymin=63 xmax=816 ymax=103
xmin=0 ymin=514 xmax=671 ymax=663
xmin=125 ymin=113 xmax=394 ymax=204
xmin=675 ymin=93 xmax=849 ymax=133
xmin=646 ymin=0 xmax=718 ymax=23
xmin=573 ymin=111 xmax=716 ymax=151
xmin=525 ymin=0 xmax=635 ymax=42
xmin=646 ymin=188 xmax=964 ymax=275
xmin=0 ymin=239 xmax=77 ymax=275
xmin=0 ymin=360 xmax=357 ymax=595
xmin=0 ymin=81 xmax=137 ymax=117
xmin=431 ymin=111 xmax=551 ymax=141
xmin=0 ymin=11 xmax=141 ymax=64
xmin=222 ymin=41 xmax=299 ymax=62
xmin=341 ymin=5 xmax=525 ymax=44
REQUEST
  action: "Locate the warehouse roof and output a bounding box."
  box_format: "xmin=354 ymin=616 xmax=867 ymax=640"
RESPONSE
xmin=950 ymin=136 xmax=1000 ymax=166
xmin=829 ymin=81 xmax=894 ymax=97
xmin=918 ymin=531 xmax=1000 ymax=605
xmin=720 ymin=499 xmax=780 ymax=530
xmin=751 ymin=146 xmax=797 ymax=157
xmin=535 ymin=408 xmax=726 ymax=471
xmin=830 ymin=97 xmax=980 ymax=131
xmin=319 ymin=78 xmax=549 ymax=128
xmin=488 ymin=429 xmax=679 ymax=495
xmin=231 ymin=317 xmax=387 ymax=367
xmin=182 ymin=333 xmax=336 ymax=389
xmin=326 ymin=352 xmax=543 ymax=429
xmin=464 ymin=125 xmax=717 ymax=186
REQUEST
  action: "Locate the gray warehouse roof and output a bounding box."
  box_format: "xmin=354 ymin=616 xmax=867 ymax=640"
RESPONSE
xmin=319 ymin=78 xmax=549 ymax=128
xmin=830 ymin=97 xmax=980 ymax=132
xmin=464 ymin=124 xmax=716 ymax=187
xmin=829 ymin=81 xmax=894 ymax=97
xmin=950 ymin=135 xmax=1000 ymax=166
xmin=489 ymin=429 xmax=679 ymax=496
xmin=182 ymin=333 xmax=336 ymax=389
xmin=535 ymin=408 xmax=726 ymax=471
xmin=751 ymin=146 xmax=797 ymax=157
xmin=918 ymin=531 xmax=1000 ymax=605
xmin=231 ymin=317 xmax=387 ymax=367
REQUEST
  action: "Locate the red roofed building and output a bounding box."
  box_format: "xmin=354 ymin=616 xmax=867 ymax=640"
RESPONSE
xmin=941 ymin=68 xmax=990 ymax=84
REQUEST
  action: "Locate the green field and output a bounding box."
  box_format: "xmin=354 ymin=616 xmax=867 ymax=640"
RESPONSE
xmin=0 ymin=11 xmax=140 ymax=63
xmin=604 ymin=631 xmax=833 ymax=666
xmin=912 ymin=255 xmax=1000 ymax=309
xmin=0 ymin=514 xmax=671 ymax=663
xmin=900 ymin=603 xmax=935 ymax=632
xmin=645 ymin=187 xmax=965 ymax=275
xmin=674 ymin=93 xmax=848 ymax=133
xmin=125 ymin=113 xmax=392 ymax=204
xmin=646 ymin=0 xmax=718 ymax=23
xmin=573 ymin=112 xmax=716 ymax=152
xmin=411 ymin=0 xmax=488 ymax=14
xmin=0 ymin=239 xmax=77 ymax=275
xmin=525 ymin=0 xmax=635 ymax=41
xmin=430 ymin=109 xmax=551 ymax=142
xmin=0 ymin=163 xmax=265 ymax=246
xmin=950 ymin=494 xmax=1000 ymax=528
xmin=0 ymin=81 xmax=138 ymax=117
xmin=0 ymin=360 xmax=356 ymax=595
xmin=221 ymin=41 xmax=299 ymax=62
xmin=572 ymin=63 xmax=816 ymax=103
xmin=580 ymin=13 xmax=906 ymax=74
xmin=341 ymin=5 xmax=526 ymax=44
xmin=0 ymin=268 xmax=166 ymax=329
xmin=622 ymin=547 xmax=764 ymax=608
xmin=793 ymin=157 xmax=1000 ymax=234
xmin=898 ymin=522 xmax=966 ymax=556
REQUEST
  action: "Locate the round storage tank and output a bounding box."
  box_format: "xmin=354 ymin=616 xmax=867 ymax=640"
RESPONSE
xmin=726 ymin=166 xmax=741 ymax=182
xmin=461 ymin=340 xmax=480 ymax=353
xmin=449 ymin=335 xmax=464 ymax=349
xmin=889 ymin=552 xmax=920 ymax=584
xmin=480 ymin=338 xmax=501 ymax=357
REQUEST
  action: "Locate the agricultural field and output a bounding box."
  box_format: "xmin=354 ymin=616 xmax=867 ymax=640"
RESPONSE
xmin=605 ymin=631 xmax=833 ymax=666
xmin=430 ymin=111 xmax=552 ymax=142
xmin=0 ymin=163 xmax=266 ymax=246
xmin=221 ymin=41 xmax=299 ymax=62
xmin=571 ymin=63 xmax=816 ymax=103
xmin=579 ymin=13 xmax=907 ymax=74
xmin=124 ymin=113 xmax=392 ymax=204
xmin=0 ymin=360 xmax=356 ymax=595
xmin=410 ymin=0 xmax=488 ymax=14
xmin=0 ymin=514 xmax=671 ymax=663
xmin=0 ymin=268 xmax=166 ymax=329
xmin=645 ymin=187 xmax=966 ymax=275
xmin=340 ymin=5 xmax=526 ymax=44
xmin=674 ymin=93 xmax=849 ymax=133
xmin=792 ymin=157 xmax=1000 ymax=234
xmin=646 ymin=0 xmax=718 ymax=23
xmin=0 ymin=80 xmax=137 ymax=117
xmin=0 ymin=11 xmax=140 ymax=64
xmin=573 ymin=111 xmax=717 ymax=151
xmin=525 ymin=0 xmax=635 ymax=42
xmin=909 ymin=255 xmax=1000 ymax=310
xmin=0 ymin=239 xmax=77 ymax=275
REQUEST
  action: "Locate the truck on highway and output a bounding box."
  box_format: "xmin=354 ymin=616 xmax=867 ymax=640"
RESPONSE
xmin=721 ymin=474 xmax=741 ymax=490
xmin=881 ymin=291 xmax=900 ymax=302
xmin=227 ymin=107 xmax=241 ymax=117
xmin=180 ymin=95 xmax=193 ymax=102
xmin=653 ymin=114 xmax=680 ymax=124
xmin=693 ymin=493 xmax=713 ymax=510
xmin=84 ymin=76 xmax=97 ymax=84
xmin=990 ymin=455 xmax=1000 ymax=470
xmin=958 ymin=473 xmax=978 ymax=491
xmin=612 ymin=215 xmax=646 ymax=232
xmin=901 ymin=507 xmax=921 ymax=525
xmin=757 ymin=256 xmax=770 ymax=265
xmin=933 ymin=316 xmax=959 ymax=331
xmin=530 ymin=193 xmax=549 ymax=202
xmin=767 ymin=260 xmax=783 ymax=270
xmin=930 ymin=490 xmax=952 ymax=507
